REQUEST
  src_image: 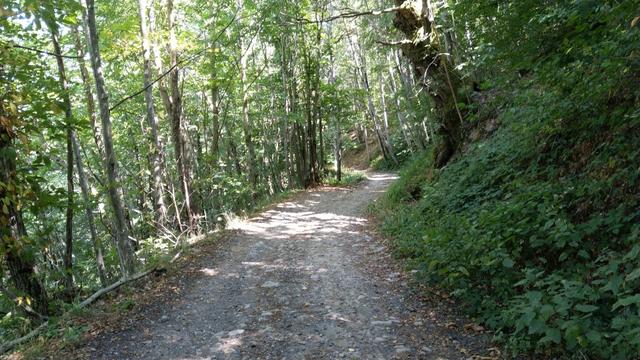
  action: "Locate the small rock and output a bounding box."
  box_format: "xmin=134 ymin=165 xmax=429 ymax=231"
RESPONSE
xmin=261 ymin=281 xmax=280 ymax=288
xmin=228 ymin=329 xmax=245 ymax=336
xmin=371 ymin=320 xmax=395 ymax=326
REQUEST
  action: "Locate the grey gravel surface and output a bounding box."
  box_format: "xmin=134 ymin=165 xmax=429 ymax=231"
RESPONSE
xmin=86 ymin=173 xmax=489 ymax=360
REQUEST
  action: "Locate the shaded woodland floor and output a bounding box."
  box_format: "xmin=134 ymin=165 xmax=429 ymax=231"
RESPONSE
xmin=69 ymin=173 xmax=491 ymax=359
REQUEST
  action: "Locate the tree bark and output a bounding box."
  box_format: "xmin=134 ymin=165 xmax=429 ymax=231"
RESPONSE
xmin=393 ymin=0 xmax=465 ymax=167
xmin=0 ymin=69 xmax=49 ymax=315
xmin=238 ymin=27 xmax=258 ymax=191
xmin=209 ymin=16 xmax=221 ymax=162
xmin=326 ymin=18 xmax=341 ymax=181
xmin=73 ymin=26 xmax=106 ymax=162
xmin=137 ymin=0 xmax=168 ymax=227
xmin=71 ymin=132 xmax=107 ymax=287
xmin=387 ymin=56 xmax=416 ymax=152
xmin=48 ymin=24 xmax=75 ymax=298
xmin=85 ymin=0 xmax=137 ymax=276
xmin=167 ymin=0 xmax=198 ymax=232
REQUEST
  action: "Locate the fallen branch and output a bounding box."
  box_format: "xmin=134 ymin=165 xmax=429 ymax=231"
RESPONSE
xmin=0 ymin=267 xmax=158 ymax=354
xmin=0 ymin=323 xmax=49 ymax=355
xmin=79 ymin=267 xmax=157 ymax=308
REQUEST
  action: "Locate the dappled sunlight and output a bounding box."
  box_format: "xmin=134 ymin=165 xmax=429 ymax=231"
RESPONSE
xmin=228 ymin=195 xmax=369 ymax=244
xmin=366 ymin=174 xmax=399 ymax=182
xmin=326 ymin=312 xmax=352 ymax=323
xmin=199 ymin=267 xmax=219 ymax=276
xmin=214 ymin=331 xmax=244 ymax=354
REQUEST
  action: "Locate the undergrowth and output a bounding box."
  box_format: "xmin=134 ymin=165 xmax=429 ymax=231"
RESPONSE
xmin=372 ymin=88 xmax=640 ymax=358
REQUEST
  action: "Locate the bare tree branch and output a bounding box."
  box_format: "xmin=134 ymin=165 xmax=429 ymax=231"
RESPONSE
xmin=290 ymin=5 xmax=406 ymax=24
xmin=376 ymin=39 xmax=414 ymax=47
xmin=1 ymin=41 xmax=82 ymax=59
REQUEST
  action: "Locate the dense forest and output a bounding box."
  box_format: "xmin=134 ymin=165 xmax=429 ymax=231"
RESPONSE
xmin=1 ymin=0 xmax=639 ymax=358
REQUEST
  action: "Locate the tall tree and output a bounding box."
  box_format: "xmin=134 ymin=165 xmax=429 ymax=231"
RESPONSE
xmin=0 ymin=67 xmax=49 ymax=316
xmin=84 ymin=0 xmax=137 ymax=276
xmin=137 ymin=0 xmax=168 ymax=227
xmin=167 ymin=0 xmax=199 ymax=231
xmin=45 ymin=17 xmax=75 ymax=298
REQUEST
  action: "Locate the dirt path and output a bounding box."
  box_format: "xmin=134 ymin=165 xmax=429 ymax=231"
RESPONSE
xmin=86 ymin=173 xmax=489 ymax=359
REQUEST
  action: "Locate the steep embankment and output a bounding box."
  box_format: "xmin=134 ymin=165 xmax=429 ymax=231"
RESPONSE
xmin=373 ymin=91 xmax=640 ymax=358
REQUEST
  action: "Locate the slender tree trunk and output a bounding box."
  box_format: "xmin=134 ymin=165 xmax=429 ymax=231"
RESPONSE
xmin=85 ymin=0 xmax=137 ymax=276
xmin=137 ymin=0 xmax=168 ymax=227
xmin=239 ymin=34 xmax=258 ymax=190
xmin=280 ymin=38 xmax=294 ymax=188
xmin=71 ymin=132 xmax=107 ymax=287
xmin=167 ymin=0 xmax=198 ymax=232
xmin=48 ymin=25 xmax=75 ymax=298
xmin=348 ymin=33 xmax=397 ymax=164
xmin=363 ymin=123 xmax=371 ymax=163
xmin=209 ymin=20 xmax=221 ymax=161
xmin=150 ymin=2 xmax=172 ymax=117
xmin=301 ymin=35 xmax=319 ymax=187
xmin=326 ymin=20 xmax=341 ymax=181
xmin=378 ymin=77 xmax=399 ymax=163
xmin=73 ymin=26 xmax=106 ymax=162
xmin=387 ymin=57 xmax=415 ymax=152
xmin=393 ymin=49 xmax=425 ymax=149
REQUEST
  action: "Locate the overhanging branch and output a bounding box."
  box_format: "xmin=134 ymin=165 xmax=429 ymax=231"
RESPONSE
xmin=376 ymin=39 xmax=414 ymax=47
xmin=292 ymin=4 xmax=407 ymax=24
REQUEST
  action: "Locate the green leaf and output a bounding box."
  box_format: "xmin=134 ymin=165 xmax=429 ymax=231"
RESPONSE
xmin=625 ymin=268 xmax=640 ymax=282
xmin=502 ymin=257 xmax=514 ymax=268
xmin=574 ymin=304 xmax=598 ymax=313
xmin=545 ymin=328 xmax=562 ymax=344
xmin=613 ymin=295 xmax=640 ymax=310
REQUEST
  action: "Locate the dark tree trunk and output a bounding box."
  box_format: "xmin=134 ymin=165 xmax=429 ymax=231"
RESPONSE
xmin=394 ymin=0 xmax=465 ymax=167
xmin=48 ymin=26 xmax=75 ymax=299
xmin=167 ymin=0 xmax=198 ymax=232
xmin=0 ymin=82 xmax=49 ymax=316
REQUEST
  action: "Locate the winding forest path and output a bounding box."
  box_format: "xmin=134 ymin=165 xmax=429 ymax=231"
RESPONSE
xmin=86 ymin=173 xmax=488 ymax=359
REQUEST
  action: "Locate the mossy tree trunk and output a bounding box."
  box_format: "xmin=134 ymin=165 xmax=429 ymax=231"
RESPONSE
xmin=393 ymin=0 xmax=465 ymax=167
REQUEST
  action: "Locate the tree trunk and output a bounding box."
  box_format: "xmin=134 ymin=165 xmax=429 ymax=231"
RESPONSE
xmin=137 ymin=0 xmax=168 ymax=227
xmin=394 ymin=0 xmax=465 ymax=167
xmin=73 ymin=26 xmax=106 ymax=162
xmin=378 ymin=76 xmax=399 ymax=164
xmin=71 ymin=132 xmax=108 ymax=287
xmin=209 ymin=20 xmax=221 ymax=162
xmin=0 ymin=76 xmax=49 ymax=316
xmin=238 ymin=29 xmax=258 ymax=191
xmin=387 ymin=57 xmax=415 ymax=152
xmin=326 ymin=19 xmax=341 ymax=181
xmin=85 ymin=0 xmax=137 ymax=277
xmin=48 ymin=25 xmax=75 ymax=298
xmin=167 ymin=0 xmax=198 ymax=232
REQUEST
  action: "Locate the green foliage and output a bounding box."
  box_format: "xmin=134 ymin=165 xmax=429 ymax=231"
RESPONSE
xmin=372 ymin=0 xmax=640 ymax=357
xmin=323 ymin=169 xmax=366 ymax=187
xmin=374 ymin=90 xmax=640 ymax=357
